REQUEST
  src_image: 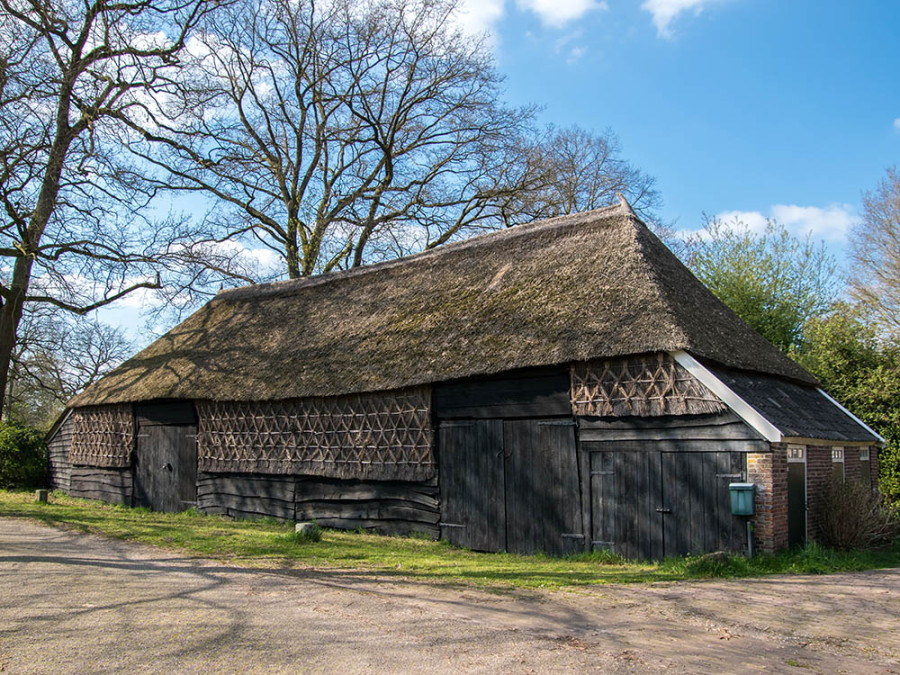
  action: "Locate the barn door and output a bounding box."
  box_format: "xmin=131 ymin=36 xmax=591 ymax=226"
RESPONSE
xmin=134 ymin=424 xmax=198 ymax=513
xmin=438 ymin=420 xmax=505 ymax=551
xmin=590 ymin=450 xmax=745 ymax=559
xmin=590 ymin=451 xmax=663 ymax=559
xmin=504 ymin=419 xmax=582 ymax=555
xmin=661 ymin=452 xmax=744 ymax=556
xmin=438 ymin=418 xmax=581 ymax=555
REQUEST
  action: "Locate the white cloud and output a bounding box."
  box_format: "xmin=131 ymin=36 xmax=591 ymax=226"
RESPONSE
xmin=517 ymin=0 xmax=607 ymax=27
xmin=713 ymin=203 xmax=859 ymax=243
xmin=770 ymin=204 xmax=859 ymax=242
xmin=454 ymin=0 xmax=505 ymax=35
xmin=894 ymin=118 xmax=900 ymax=132
xmin=641 ymin=0 xmax=722 ymax=37
xmin=715 ymin=209 xmax=769 ymax=235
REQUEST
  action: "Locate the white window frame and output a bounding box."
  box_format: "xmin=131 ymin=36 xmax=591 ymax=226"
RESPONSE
xmin=787 ymin=445 xmax=806 ymax=463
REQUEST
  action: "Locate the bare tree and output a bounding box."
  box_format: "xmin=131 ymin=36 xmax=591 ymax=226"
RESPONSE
xmin=127 ymin=0 xmax=542 ymax=281
xmin=850 ymin=167 xmax=900 ymax=335
xmin=499 ymin=125 xmax=662 ymax=226
xmin=6 ymin=308 xmax=132 ymax=427
xmin=0 ymin=0 xmax=218 ymax=417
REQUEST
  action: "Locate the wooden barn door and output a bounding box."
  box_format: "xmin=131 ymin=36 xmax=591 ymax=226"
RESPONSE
xmin=590 ymin=451 xmax=663 ymax=559
xmin=133 ymin=403 xmax=198 ymax=513
xmin=504 ymin=419 xmax=582 ymax=555
xmin=438 ymin=418 xmax=581 ymax=555
xmin=590 ymin=450 xmax=745 ymax=559
xmin=438 ymin=420 xmax=506 ymax=551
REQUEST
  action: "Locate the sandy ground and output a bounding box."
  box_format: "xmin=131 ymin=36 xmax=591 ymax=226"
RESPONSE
xmin=0 ymin=518 xmax=898 ymax=674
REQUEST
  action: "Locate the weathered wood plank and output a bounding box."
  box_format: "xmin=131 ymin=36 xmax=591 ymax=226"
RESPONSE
xmin=69 ymin=466 xmax=132 ymax=505
xmin=578 ymin=412 xmax=747 ymax=430
xmin=578 ymin=422 xmax=760 ymax=443
xmin=198 ymin=475 xmax=295 ymax=502
xmin=580 ymin=439 xmax=768 ymax=453
xmin=295 ymin=481 xmax=438 ymax=508
xmin=295 ymin=501 xmax=440 ymax=524
xmin=312 ymin=517 xmax=439 ymax=536
xmin=135 ymin=401 xmax=197 ymax=426
xmin=434 ymin=368 xmax=570 ymax=419
xmin=198 ymin=492 xmax=295 ymax=520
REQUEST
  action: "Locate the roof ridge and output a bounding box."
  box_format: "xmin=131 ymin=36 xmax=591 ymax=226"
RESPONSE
xmin=217 ymin=203 xmax=627 ymax=302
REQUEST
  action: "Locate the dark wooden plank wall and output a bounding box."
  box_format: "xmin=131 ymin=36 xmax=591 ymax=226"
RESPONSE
xmin=197 ymin=473 xmax=440 ymax=536
xmin=579 ymin=412 xmax=768 ymax=451
xmin=135 ymin=400 xmax=197 ymax=426
xmin=433 ymin=367 xmax=570 ymax=419
xmin=69 ymin=466 xmax=132 ymax=505
xmin=47 ymin=414 xmax=74 ymax=492
xmin=197 ymin=474 xmax=295 ymax=520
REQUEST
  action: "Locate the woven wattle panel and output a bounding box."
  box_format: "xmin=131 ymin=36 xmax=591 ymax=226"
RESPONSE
xmin=197 ymin=387 xmax=434 ymax=480
xmin=69 ymin=404 xmax=134 ymax=467
xmin=571 ymin=353 xmax=727 ymax=417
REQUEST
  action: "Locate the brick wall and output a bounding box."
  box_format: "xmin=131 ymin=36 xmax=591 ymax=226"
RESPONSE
xmin=748 ymin=444 xmax=787 ymax=553
xmin=844 ymin=447 xmax=863 ymax=484
xmin=806 ymin=445 xmax=833 ymax=541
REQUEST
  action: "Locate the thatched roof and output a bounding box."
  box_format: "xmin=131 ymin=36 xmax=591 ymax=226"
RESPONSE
xmin=70 ymin=203 xmax=816 ymax=407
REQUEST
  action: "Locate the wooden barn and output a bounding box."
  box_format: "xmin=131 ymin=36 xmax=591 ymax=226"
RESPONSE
xmin=47 ymin=202 xmax=882 ymax=559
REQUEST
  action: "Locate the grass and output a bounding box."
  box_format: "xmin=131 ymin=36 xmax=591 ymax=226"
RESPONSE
xmin=2 ymin=489 xmax=899 ymax=590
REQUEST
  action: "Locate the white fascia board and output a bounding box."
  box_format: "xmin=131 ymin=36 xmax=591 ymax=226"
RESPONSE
xmin=816 ymin=388 xmax=886 ymax=444
xmin=671 ymin=350 xmax=783 ymax=443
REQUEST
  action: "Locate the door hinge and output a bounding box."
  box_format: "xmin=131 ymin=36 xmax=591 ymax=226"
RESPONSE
xmin=538 ymin=420 xmax=577 ymax=427
xmin=716 ymin=473 xmax=743 ymax=479
xmin=655 ymin=507 xmax=672 ymax=514
xmin=438 ymin=522 xmax=465 ymax=528
xmin=591 ymin=471 xmax=614 ymax=476
xmin=561 ymin=533 xmax=585 ymax=539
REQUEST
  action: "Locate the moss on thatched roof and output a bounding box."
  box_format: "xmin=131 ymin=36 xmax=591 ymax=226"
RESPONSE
xmin=70 ymin=204 xmax=815 ymax=407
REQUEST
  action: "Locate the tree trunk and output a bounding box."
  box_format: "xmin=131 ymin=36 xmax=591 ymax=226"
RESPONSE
xmin=0 ymin=256 xmax=36 ymax=419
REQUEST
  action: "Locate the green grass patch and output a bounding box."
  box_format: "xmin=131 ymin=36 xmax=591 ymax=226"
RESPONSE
xmin=2 ymin=489 xmax=898 ymax=590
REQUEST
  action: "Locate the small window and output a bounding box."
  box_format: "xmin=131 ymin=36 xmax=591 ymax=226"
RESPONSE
xmin=832 ymin=447 xmax=844 ymax=462
xmin=860 ymin=447 xmax=870 ymax=461
xmin=787 ymin=445 xmax=806 ymax=462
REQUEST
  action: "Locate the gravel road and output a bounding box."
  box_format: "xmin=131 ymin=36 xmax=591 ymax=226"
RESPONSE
xmin=1 ymin=518 xmax=898 ymax=673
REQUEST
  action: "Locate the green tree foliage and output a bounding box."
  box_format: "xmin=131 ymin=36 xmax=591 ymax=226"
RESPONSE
xmin=0 ymin=420 xmax=46 ymax=489
xmin=794 ymin=304 xmax=900 ymax=506
xmin=683 ymin=218 xmax=839 ymax=352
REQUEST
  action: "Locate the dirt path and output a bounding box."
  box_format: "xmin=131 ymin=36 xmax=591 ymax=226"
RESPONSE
xmin=1 ymin=519 xmax=898 ymax=674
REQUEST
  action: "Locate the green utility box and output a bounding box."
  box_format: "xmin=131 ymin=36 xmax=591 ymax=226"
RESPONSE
xmin=729 ymin=483 xmax=755 ymax=516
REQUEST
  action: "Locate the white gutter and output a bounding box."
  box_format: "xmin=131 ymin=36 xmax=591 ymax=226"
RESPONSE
xmin=817 ymin=388 xmax=886 ymax=444
xmin=671 ymin=350 xmax=783 ymax=443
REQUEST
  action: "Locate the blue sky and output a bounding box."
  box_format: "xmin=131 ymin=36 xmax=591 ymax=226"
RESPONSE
xmin=460 ymin=0 xmax=900 ymax=259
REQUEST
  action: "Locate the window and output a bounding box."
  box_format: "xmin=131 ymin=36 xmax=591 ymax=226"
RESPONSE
xmin=787 ymin=445 xmax=806 ymax=462
xmin=859 ymin=447 xmax=870 ymax=461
